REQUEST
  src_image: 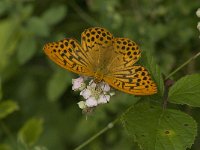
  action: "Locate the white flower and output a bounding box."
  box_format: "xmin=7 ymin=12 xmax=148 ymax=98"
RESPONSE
xmin=77 ymin=101 xmax=87 ymax=109
xmin=89 ymin=80 xmax=97 ymax=88
xmin=86 ymin=97 xmax=98 ymax=107
xmin=197 ymin=22 xmax=200 ymax=31
xmin=100 ymin=82 xmax=110 ymax=92
xmin=98 ymin=94 xmax=110 ymax=104
xmin=72 ymin=77 xmax=86 ymax=91
xmin=196 ymin=8 xmax=200 ymax=18
xmin=109 ymin=92 xmax=115 ymax=96
xmin=80 ymin=89 xmax=91 ymax=99
xmin=73 ymin=76 xmax=115 ymax=110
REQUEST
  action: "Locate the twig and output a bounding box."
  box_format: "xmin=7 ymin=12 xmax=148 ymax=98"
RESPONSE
xmin=74 ymin=119 xmax=118 ymax=150
xmin=165 ymin=51 xmax=200 ymax=79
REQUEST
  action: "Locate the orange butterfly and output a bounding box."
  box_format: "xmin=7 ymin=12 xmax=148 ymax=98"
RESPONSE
xmin=43 ymin=27 xmax=157 ymax=95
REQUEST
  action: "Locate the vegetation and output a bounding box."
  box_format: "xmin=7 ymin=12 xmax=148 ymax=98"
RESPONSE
xmin=0 ymin=0 xmax=200 ymax=150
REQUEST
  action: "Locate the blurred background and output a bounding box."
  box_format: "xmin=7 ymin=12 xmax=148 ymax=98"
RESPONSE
xmin=0 ymin=0 xmax=200 ymax=150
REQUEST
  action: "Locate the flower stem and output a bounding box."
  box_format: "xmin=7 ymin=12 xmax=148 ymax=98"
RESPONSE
xmin=74 ymin=119 xmax=119 ymax=150
xmin=165 ymin=51 xmax=200 ymax=79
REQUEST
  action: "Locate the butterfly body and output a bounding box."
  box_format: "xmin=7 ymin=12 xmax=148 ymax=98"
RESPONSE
xmin=44 ymin=27 xmax=157 ymax=95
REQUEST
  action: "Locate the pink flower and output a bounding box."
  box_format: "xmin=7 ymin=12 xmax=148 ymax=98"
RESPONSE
xmin=98 ymin=94 xmax=110 ymax=104
xmin=86 ymin=97 xmax=98 ymax=107
xmin=80 ymin=89 xmax=92 ymax=99
xmin=100 ymin=82 xmax=110 ymax=92
xmin=72 ymin=77 xmax=85 ymax=91
xmin=73 ymin=76 xmax=115 ymax=110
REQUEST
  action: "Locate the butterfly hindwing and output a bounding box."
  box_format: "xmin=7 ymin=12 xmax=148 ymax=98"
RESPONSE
xmin=43 ymin=38 xmax=94 ymax=76
xmin=104 ymin=66 xmax=157 ymax=95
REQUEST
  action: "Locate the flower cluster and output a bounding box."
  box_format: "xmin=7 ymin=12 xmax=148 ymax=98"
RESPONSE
xmin=72 ymin=76 xmax=115 ymax=110
xmin=197 ymin=8 xmax=200 ymax=38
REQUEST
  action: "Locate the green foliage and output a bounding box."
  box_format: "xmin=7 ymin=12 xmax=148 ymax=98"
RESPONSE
xmin=0 ymin=78 xmax=2 ymax=100
xmin=0 ymin=100 xmax=19 ymax=119
xmin=17 ymin=36 xmax=37 ymax=64
xmin=169 ymin=74 xmax=200 ymax=107
xmin=139 ymin=51 xmax=165 ymax=96
xmin=26 ymin=17 xmax=50 ymax=37
xmin=0 ymin=144 xmax=12 ymax=150
xmin=121 ymin=102 xmax=197 ymax=150
xmin=47 ymin=69 xmax=72 ymax=101
xmin=0 ymin=0 xmax=200 ymax=150
xmin=42 ymin=5 xmax=67 ymax=26
xmin=18 ymin=118 xmax=44 ymax=147
xmin=0 ymin=19 xmax=20 ymax=72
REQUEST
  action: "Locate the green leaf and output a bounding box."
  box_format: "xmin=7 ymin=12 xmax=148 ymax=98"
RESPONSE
xmin=0 ymin=19 xmax=20 ymax=72
xmin=27 ymin=17 xmax=49 ymax=37
xmin=47 ymin=69 xmax=72 ymax=102
xmin=42 ymin=5 xmax=67 ymax=26
xmin=139 ymin=51 xmax=164 ymax=96
xmin=121 ymin=102 xmax=197 ymax=150
xmin=33 ymin=146 xmax=48 ymax=150
xmin=0 ymin=144 xmax=12 ymax=150
xmin=19 ymin=5 xmax=34 ymax=20
xmin=0 ymin=77 xmax=2 ymax=101
xmin=0 ymin=100 xmax=19 ymax=119
xmin=169 ymin=74 xmax=200 ymax=107
xmin=18 ymin=118 xmax=43 ymax=146
xmin=17 ymin=36 xmax=37 ymax=64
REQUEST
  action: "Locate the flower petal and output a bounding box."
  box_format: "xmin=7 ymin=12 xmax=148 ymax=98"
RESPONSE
xmin=72 ymin=77 xmax=85 ymax=91
xmin=98 ymin=94 xmax=110 ymax=104
xmin=86 ymin=97 xmax=98 ymax=107
xmin=80 ymin=89 xmax=92 ymax=99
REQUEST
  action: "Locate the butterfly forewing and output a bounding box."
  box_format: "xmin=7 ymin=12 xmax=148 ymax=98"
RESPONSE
xmin=43 ymin=38 xmax=94 ymax=76
xmin=81 ymin=27 xmax=114 ymax=70
xmin=108 ymin=38 xmax=141 ymax=72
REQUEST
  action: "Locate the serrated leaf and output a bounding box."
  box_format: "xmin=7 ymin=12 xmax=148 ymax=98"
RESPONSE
xmin=18 ymin=118 xmax=43 ymax=146
xmin=17 ymin=36 xmax=37 ymax=64
xmin=42 ymin=5 xmax=67 ymax=26
xmin=121 ymin=102 xmax=197 ymax=150
xmin=27 ymin=17 xmax=49 ymax=37
xmin=169 ymin=74 xmax=200 ymax=107
xmin=139 ymin=51 xmax=164 ymax=96
xmin=47 ymin=69 xmax=72 ymax=102
xmin=0 ymin=100 xmax=19 ymax=119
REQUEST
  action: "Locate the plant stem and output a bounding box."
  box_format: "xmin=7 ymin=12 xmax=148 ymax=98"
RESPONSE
xmin=74 ymin=51 xmax=200 ymax=150
xmin=69 ymin=1 xmax=99 ymax=26
xmin=165 ymin=51 xmax=200 ymax=79
xmin=74 ymin=119 xmax=119 ymax=150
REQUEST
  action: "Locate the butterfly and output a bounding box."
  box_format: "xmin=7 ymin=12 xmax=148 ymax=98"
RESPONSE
xmin=43 ymin=27 xmax=157 ymax=95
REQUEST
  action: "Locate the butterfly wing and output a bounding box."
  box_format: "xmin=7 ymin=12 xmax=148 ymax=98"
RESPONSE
xmin=107 ymin=38 xmax=141 ymax=72
xmin=43 ymin=38 xmax=94 ymax=76
xmin=104 ymin=38 xmax=157 ymax=95
xmin=81 ymin=27 xmax=115 ymax=71
xmin=104 ymin=66 xmax=157 ymax=95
